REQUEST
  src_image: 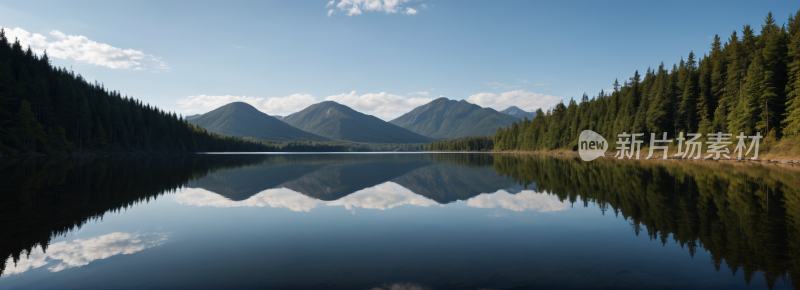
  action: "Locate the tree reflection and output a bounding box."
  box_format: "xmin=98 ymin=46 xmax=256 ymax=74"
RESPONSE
xmin=1 ymin=153 xmax=798 ymax=290
xmin=492 ymin=154 xmax=800 ymax=289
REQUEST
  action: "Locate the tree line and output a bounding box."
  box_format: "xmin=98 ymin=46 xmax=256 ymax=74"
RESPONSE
xmin=423 ymin=136 xmax=494 ymax=151
xmin=495 ymin=11 xmax=800 ymax=151
xmin=0 ymin=30 xmax=275 ymax=156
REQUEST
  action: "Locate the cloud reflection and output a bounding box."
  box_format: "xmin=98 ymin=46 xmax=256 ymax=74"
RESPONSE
xmin=466 ymin=190 xmax=570 ymax=212
xmin=175 ymin=187 xmax=323 ymax=212
xmin=178 ymin=183 xmax=567 ymax=213
xmin=176 ymin=182 xmax=439 ymax=212
xmin=328 ymin=182 xmax=439 ymax=210
xmin=2 ymin=232 xmax=168 ymax=276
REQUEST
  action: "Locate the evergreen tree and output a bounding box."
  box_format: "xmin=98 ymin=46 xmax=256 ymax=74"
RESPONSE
xmin=14 ymin=100 xmax=46 ymax=152
xmin=678 ymin=52 xmax=699 ymax=132
xmin=784 ymin=11 xmax=800 ymax=136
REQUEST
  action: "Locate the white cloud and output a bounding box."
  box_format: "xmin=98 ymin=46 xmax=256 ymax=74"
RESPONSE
xmin=328 ymin=9 xmax=336 ymax=16
xmin=408 ymin=91 xmax=429 ymax=96
xmin=1 ymin=26 xmax=167 ymax=70
xmin=3 ymin=232 xmax=168 ymax=276
xmin=326 ymin=0 xmax=335 ymax=7
xmin=420 ymin=4 xmax=428 ymax=9
xmin=466 ymin=90 xmax=562 ymax=112
xmin=330 ymin=0 xmax=416 ymax=16
xmin=466 ymin=190 xmax=570 ymax=212
xmin=176 ymin=94 xmax=318 ymax=116
xmin=324 ymin=91 xmax=434 ymax=120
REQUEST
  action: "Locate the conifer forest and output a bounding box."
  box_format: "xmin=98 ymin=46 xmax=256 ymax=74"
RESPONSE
xmin=0 ymin=31 xmax=271 ymax=155
xmin=494 ymin=12 xmax=800 ymax=152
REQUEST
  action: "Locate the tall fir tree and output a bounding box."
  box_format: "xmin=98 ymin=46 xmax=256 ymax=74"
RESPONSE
xmin=783 ymin=11 xmax=800 ymax=136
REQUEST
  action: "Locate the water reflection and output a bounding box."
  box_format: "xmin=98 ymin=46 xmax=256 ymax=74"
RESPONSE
xmin=175 ymin=187 xmax=322 ymax=212
xmin=2 ymin=232 xmax=168 ymax=276
xmin=1 ymin=153 xmax=798 ymax=289
xmin=467 ymin=189 xmax=570 ymax=212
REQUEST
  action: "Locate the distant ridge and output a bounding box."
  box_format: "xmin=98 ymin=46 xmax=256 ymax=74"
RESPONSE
xmin=500 ymin=106 xmax=537 ymax=120
xmin=189 ymin=102 xmax=329 ymax=141
xmin=283 ymin=101 xmax=433 ymax=143
xmin=389 ymin=98 xmax=518 ymax=139
xmin=185 ymin=114 xmax=202 ymax=121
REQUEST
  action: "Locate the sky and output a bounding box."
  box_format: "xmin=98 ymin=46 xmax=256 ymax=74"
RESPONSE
xmin=0 ymin=0 xmax=797 ymax=120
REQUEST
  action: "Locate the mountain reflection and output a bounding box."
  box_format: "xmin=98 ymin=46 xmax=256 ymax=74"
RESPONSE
xmin=176 ymin=182 xmax=442 ymax=211
xmin=2 ymin=153 xmax=799 ymax=289
xmin=2 ymin=232 xmax=168 ymax=276
xmin=176 ymin=182 xmax=570 ymax=213
xmin=185 ymin=154 xmax=517 ymax=205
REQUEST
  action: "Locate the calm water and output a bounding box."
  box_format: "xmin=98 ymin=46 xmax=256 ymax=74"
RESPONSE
xmin=1 ymin=153 xmax=798 ymax=290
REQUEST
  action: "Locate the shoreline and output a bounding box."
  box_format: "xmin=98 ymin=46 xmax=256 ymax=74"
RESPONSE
xmin=490 ymin=150 xmax=800 ymax=165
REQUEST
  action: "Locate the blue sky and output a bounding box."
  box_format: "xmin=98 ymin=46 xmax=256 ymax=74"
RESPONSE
xmin=1 ymin=0 xmax=797 ymax=120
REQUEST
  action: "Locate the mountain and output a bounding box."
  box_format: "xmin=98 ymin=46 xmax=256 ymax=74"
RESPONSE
xmin=283 ymin=101 xmax=433 ymax=143
xmin=500 ymin=106 xmax=537 ymax=120
xmin=185 ymin=114 xmax=202 ymax=121
xmin=273 ymin=115 xmax=284 ymax=120
xmin=389 ymin=98 xmax=519 ymax=139
xmin=189 ymin=102 xmax=329 ymax=141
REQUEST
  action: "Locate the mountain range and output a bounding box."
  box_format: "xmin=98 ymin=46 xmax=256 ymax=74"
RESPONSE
xmin=188 ymin=102 xmax=329 ymax=141
xmin=188 ymin=98 xmax=527 ymax=143
xmin=389 ymin=98 xmax=519 ymax=139
xmin=282 ymin=101 xmax=433 ymax=143
xmin=500 ymin=106 xmax=537 ymax=120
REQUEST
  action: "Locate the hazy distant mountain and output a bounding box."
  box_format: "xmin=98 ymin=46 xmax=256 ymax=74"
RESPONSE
xmin=189 ymin=102 xmax=329 ymax=141
xmin=389 ymin=98 xmax=518 ymax=139
xmin=273 ymin=115 xmax=283 ymax=120
xmin=283 ymin=101 xmax=433 ymax=143
xmin=185 ymin=114 xmax=202 ymax=121
xmin=500 ymin=106 xmax=537 ymax=120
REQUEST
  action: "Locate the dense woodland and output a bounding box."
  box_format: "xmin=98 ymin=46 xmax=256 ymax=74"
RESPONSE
xmin=424 ymin=136 xmax=494 ymax=151
xmin=257 ymin=140 xmax=425 ymax=152
xmin=495 ymin=12 xmax=800 ymax=151
xmin=0 ymin=30 xmax=275 ymax=156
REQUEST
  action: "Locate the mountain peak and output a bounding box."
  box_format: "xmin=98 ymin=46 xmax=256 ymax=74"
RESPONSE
xmin=500 ymin=106 xmax=536 ymax=120
xmin=389 ymin=99 xmax=518 ymax=139
xmin=189 ymin=102 xmax=328 ymax=141
xmin=283 ymin=102 xmax=432 ymax=143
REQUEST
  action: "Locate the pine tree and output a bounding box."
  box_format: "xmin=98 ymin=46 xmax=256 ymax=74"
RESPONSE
xmin=730 ymin=52 xmax=765 ymax=135
xmin=758 ymin=12 xmax=789 ymax=137
xmin=14 ymin=100 xmax=46 ymax=152
xmin=783 ymin=10 xmax=800 ymax=136
xmin=678 ymin=52 xmax=699 ymax=132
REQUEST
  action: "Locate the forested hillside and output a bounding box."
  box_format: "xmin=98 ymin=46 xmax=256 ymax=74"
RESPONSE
xmin=495 ymin=12 xmax=800 ymax=151
xmin=390 ymin=98 xmax=518 ymax=139
xmin=0 ymin=30 xmax=270 ymax=156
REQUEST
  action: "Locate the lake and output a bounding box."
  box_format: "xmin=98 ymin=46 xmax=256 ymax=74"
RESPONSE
xmin=1 ymin=153 xmax=798 ymax=289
